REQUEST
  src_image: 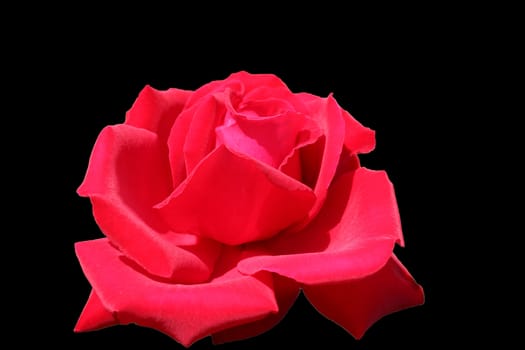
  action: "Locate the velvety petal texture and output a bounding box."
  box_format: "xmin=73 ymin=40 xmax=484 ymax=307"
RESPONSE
xmin=156 ymin=145 xmax=316 ymax=245
xmin=75 ymin=239 xmax=279 ymax=347
xmin=303 ymin=255 xmax=424 ymax=339
xmin=75 ymin=289 xmax=118 ymax=332
xmin=238 ymin=167 xmax=404 ymax=284
xmin=77 ymin=125 xmax=221 ymax=283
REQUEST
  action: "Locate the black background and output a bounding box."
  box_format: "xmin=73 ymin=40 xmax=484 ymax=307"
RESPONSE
xmin=14 ymin=6 xmax=489 ymax=349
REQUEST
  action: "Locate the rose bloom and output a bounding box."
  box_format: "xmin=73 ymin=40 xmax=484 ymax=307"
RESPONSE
xmin=74 ymin=71 xmax=424 ymax=347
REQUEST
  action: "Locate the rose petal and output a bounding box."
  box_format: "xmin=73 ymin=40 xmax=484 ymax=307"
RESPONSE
xmin=75 ymin=239 xmax=279 ymax=348
xmin=78 ymin=124 xmax=221 ymax=282
xmin=124 ymin=85 xmax=192 ymax=142
xmin=237 ymin=97 xmax=296 ymax=117
xmin=278 ymin=121 xmax=325 ymax=184
xmin=294 ymin=94 xmax=347 ymax=223
xmin=341 ymin=109 xmax=376 ymax=155
xmin=156 ymin=145 xmax=316 ymax=245
xmin=166 ymin=94 xmax=230 ymax=186
xmin=74 ymin=289 xmax=118 ymax=332
xmin=278 ymin=146 xmax=303 ymax=182
xmin=333 ymin=147 xmax=361 ymax=180
xmin=303 ymin=255 xmax=424 ymax=339
xmin=212 ymin=275 xmax=300 ymax=344
xmin=166 ymin=78 xmax=242 ymax=187
xmin=234 ymin=71 xmax=292 ymax=94
xmin=238 ymin=168 xmax=403 ymax=284
xmin=185 ymin=71 xmax=300 ymax=112
xmin=166 ymin=103 xmax=193 ymax=187
xmin=295 ymin=135 xmax=325 ymax=188
xmin=184 ymin=75 xmax=244 ymax=110
xmin=182 ymin=95 xmax=227 ymax=174
xmin=216 ymin=110 xmax=320 ymax=169
xmin=235 ymin=72 xmax=313 ymax=117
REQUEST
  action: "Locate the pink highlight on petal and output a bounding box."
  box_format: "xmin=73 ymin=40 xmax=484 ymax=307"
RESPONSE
xmin=216 ymin=110 xmax=320 ymax=169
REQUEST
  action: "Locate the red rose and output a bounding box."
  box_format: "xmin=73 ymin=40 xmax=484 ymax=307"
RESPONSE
xmin=74 ymin=71 xmax=424 ymax=347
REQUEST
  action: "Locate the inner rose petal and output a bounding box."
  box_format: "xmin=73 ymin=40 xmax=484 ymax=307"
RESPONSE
xmin=230 ymin=71 xmax=292 ymax=95
xmin=155 ymin=145 xmax=316 ymax=245
xmin=216 ymin=110 xmax=320 ymax=170
xmin=279 ymin=125 xmax=324 ymax=184
xmin=238 ymin=97 xmax=296 ymax=118
xmin=166 ymin=95 xmax=227 ymax=187
xmin=287 ymin=94 xmax=347 ymax=229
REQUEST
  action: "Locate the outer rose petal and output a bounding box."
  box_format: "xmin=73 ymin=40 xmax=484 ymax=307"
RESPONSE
xmin=125 ymin=85 xmax=192 ymax=142
xmin=212 ymin=275 xmax=300 ymax=344
xmin=75 ymin=289 xmax=117 ymax=332
xmin=156 ymin=145 xmax=316 ymax=245
xmin=297 ymin=92 xmax=375 ymax=155
xmin=75 ymin=239 xmax=279 ymax=348
xmin=341 ymin=109 xmax=376 ymax=155
xmin=239 ymin=168 xmax=403 ymax=284
xmin=303 ymin=255 xmax=424 ymax=339
xmin=78 ymin=124 xmax=221 ymax=282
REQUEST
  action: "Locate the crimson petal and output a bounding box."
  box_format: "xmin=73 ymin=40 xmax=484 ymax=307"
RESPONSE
xmin=75 ymin=239 xmax=279 ymax=348
xmin=303 ymin=255 xmax=424 ymax=339
xmin=216 ymin=110 xmax=319 ymax=169
xmin=235 ymin=71 xmax=292 ymax=92
xmin=125 ymin=85 xmax=192 ymax=142
xmin=156 ymin=145 xmax=316 ymax=245
xmin=212 ymin=275 xmax=300 ymax=344
xmin=238 ymin=168 xmax=403 ymax=284
xmin=74 ymin=289 xmax=117 ymax=332
xmin=296 ymin=94 xmax=347 ymax=223
xmin=166 ymin=94 xmax=228 ymax=187
xmin=341 ymin=109 xmax=376 ymax=155
xmin=182 ymin=95 xmax=226 ymax=174
xmin=78 ymin=125 xmax=221 ymax=282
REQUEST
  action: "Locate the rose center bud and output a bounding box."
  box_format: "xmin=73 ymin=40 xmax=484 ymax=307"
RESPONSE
xmin=155 ymin=95 xmax=323 ymax=245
